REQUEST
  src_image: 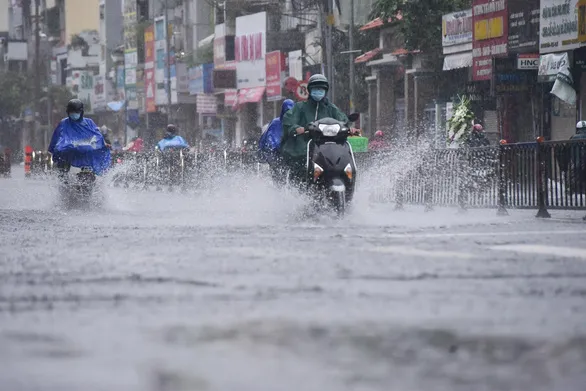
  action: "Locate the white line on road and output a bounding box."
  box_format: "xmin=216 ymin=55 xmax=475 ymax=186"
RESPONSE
xmin=366 ymin=246 xmax=476 ymax=259
xmin=380 ymin=230 xmax=586 ymax=240
xmin=491 ymin=244 xmax=586 ymax=259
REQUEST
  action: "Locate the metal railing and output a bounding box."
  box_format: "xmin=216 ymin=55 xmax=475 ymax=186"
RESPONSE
xmin=20 ymin=139 xmax=586 ymax=216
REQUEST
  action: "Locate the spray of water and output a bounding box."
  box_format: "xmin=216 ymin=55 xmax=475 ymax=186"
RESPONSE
xmin=0 ymin=146 xmax=527 ymax=230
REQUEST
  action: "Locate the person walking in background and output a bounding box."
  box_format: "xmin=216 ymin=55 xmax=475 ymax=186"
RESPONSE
xmin=369 ymin=130 xmax=389 ymax=151
xmin=467 ymin=124 xmax=490 ymax=148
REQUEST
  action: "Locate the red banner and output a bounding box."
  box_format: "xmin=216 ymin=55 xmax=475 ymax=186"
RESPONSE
xmin=472 ymin=0 xmax=508 ymax=81
xmin=265 ymin=51 xmax=285 ymax=101
xmin=225 ymin=89 xmax=237 ymax=107
xmin=144 ymin=25 xmax=156 ymax=113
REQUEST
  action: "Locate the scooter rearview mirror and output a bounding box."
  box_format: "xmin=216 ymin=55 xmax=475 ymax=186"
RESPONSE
xmin=348 ymin=112 xmax=360 ymax=122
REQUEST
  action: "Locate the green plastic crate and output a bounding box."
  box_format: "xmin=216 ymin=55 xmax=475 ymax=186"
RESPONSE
xmin=347 ymin=136 xmax=369 ymax=153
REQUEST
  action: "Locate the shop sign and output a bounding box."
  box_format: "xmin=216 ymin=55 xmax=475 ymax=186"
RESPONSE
xmin=235 ymin=12 xmax=266 ymax=89
xmin=92 ymin=74 xmax=106 ymax=109
xmin=539 ymin=0 xmax=579 ymax=53
xmin=116 ymin=65 xmax=125 ymax=89
xmin=494 ymin=57 xmax=536 ymax=93
xmin=442 ymin=9 xmax=473 ymax=47
xmin=466 ymin=81 xmax=491 ymax=101
xmin=538 ymin=52 xmax=569 ymax=82
xmin=189 ymin=63 xmax=214 ymax=95
xmin=75 ymin=70 xmax=95 ymax=114
xmin=196 ymin=94 xmax=217 ymax=114
xmin=517 ymin=53 xmax=539 ymax=69
xmin=224 ymin=89 xmax=237 ymax=107
xmin=574 ymin=48 xmax=586 ymax=70
xmin=125 ymin=67 xmax=136 ymax=85
xmin=144 ymin=24 xmax=156 ymax=113
xmin=213 ymin=69 xmax=237 ymax=89
xmin=472 ymin=0 xmax=508 ymax=81
xmin=288 ymin=50 xmax=303 ymax=80
xmin=123 ymin=0 xmax=137 ymax=52
xmin=265 ymin=51 xmax=286 ymax=101
xmin=508 ymin=0 xmax=540 ymax=52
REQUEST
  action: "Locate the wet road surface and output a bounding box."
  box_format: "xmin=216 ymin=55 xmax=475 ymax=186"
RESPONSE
xmin=1 ymin=167 xmax=586 ymax=391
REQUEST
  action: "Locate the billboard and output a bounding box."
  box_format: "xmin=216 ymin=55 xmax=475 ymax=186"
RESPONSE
xmin=539 ymin=0 xmax=579 ymax=53
xmin=265 ymin=51 xmax=286 ymax=101
xmin=144 ymin=24 xmax=156 ymax=113
xmin=472 ymin=0 xmax=508 ymax=80
xmin=123 ymin=0 xmax=138 ymax=109
xmin=508 ymin=0 xmax=539 ymax=52
xmin=442 ymin=10 xmax=473 ymax=47
xmin=235 ymin=12 xmax=267 ymax=89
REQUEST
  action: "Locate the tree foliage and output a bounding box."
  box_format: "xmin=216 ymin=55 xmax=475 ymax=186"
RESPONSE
xmin=49 ymin=85 xmax=75 ymax=112
xmin=370 ymin=0 xmax=471 ymax=69
xmin=0 ymin=72 xmax=32 ymax=118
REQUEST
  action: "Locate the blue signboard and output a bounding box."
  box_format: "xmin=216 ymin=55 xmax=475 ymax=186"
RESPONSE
xmin=188 ymin=63 xmax=214 ymax=95
xmin=116 ymin=66 xmax=125 ymax=89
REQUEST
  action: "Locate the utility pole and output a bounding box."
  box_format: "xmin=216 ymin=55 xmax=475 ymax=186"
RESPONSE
xmin=165 ymin=0 xmax=172 ymax=124
xmin=348 ymin=0 xmax=355 ymax=113
xmin=44 ymin=3 xmax=51 ymax=148
xmin=33 ymin=0 xmax=41 ymax=149
xmin=325 ymin=0 xmax=335 ymax=102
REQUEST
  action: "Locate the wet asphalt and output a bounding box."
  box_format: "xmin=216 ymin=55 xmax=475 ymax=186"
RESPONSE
xmin=1 ymin=166 xmax=586 ymax=391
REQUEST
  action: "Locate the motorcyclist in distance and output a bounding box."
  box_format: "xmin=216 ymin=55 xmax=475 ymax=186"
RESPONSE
xmin=156 ymin=124 xmax=190 ymax=152
xmin=281 ymin=74 xmax=348 ymax=185
xmin=48 ymin=99 xmax=110 ymax=181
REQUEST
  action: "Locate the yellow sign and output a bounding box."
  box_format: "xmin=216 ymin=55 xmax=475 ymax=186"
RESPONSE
xmin=326 ymin=14 xmax=335 ymax=26
xmin=474 ymin=16 xmax=503 ymax=41
xmin=579 ymin=0 xmax=586 ymax=42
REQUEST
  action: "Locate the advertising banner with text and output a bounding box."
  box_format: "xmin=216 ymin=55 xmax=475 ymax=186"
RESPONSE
xmin=472 ymin=0 xmax=508 ymax=80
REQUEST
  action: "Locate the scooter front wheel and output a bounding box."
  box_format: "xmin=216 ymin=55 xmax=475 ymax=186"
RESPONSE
xmin=333 ymin=190 xmax=345 ymax=218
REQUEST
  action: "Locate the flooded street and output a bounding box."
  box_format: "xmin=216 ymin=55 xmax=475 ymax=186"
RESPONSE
xmin=1 ymin=167 xmax=586 ymax=391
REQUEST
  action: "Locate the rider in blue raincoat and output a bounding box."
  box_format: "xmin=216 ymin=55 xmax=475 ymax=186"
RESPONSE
xmin=258 ymin=99 xmax=294 ymax=184
xmin=156 ymin=124 xmax=190 ymax=151
xmin=48 ymin=99 xmax=111 ymax=179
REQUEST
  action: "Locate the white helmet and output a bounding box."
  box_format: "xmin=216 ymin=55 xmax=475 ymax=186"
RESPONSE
xmin=576 ymin=121 xmax=586 ymax=129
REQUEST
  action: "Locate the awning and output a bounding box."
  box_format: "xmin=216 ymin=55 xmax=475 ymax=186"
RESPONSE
xmin=107 ymin=100 xmax=126 ymax=112
xmin=391 ymin=48 xmax=420 ymax=56
xmin=198 ymin=33 xmax=215 ymax=48
xmin=236 ymin=87 xmax=265 ymax=105
xmin=360 ymin=13 xmax=403 ymax=31
xmin=443 ymin=51 xmax=472 ymax=71
xmin=355 ymin=48 xmax=382 ymax=64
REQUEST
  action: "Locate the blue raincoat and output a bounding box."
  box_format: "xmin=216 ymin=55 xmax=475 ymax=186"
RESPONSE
xmin=157 ymin=135 xmax=190 ymax=151
xmin=48 ymin=117 xmax=111 ymax=175
xmin=258 ymin=99 xmax=294 ymax=164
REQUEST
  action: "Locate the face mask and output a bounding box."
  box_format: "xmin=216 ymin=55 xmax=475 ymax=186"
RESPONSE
xmin=310 ymin=89 xmax=326 ymax=101
xmin=69 ymin=113 xmax=81 ymax=121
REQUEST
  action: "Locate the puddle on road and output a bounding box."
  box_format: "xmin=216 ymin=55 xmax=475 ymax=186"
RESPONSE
xmin=151 ymin=320 xmax=586 ymax=391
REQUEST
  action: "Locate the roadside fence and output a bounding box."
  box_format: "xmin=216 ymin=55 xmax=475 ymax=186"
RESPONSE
xmin=19 ymin=139 xmax=586 ymax=217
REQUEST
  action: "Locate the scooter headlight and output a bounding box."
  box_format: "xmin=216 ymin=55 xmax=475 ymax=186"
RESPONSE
xmin=318 ymin=124 xmax=341 ymax=137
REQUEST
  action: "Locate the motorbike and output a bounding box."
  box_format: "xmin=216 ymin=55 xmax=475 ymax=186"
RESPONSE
xmin=59 ymin=166 xmax=97 ymax=208
xmin=303 ymin=113 xmax=359 ymax=217
xmin=155 ymin=146 xmax=191 ymax=191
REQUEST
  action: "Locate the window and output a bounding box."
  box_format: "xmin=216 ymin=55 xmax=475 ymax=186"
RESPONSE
xmin=155 ymin=20 xmax=165 ymax=41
